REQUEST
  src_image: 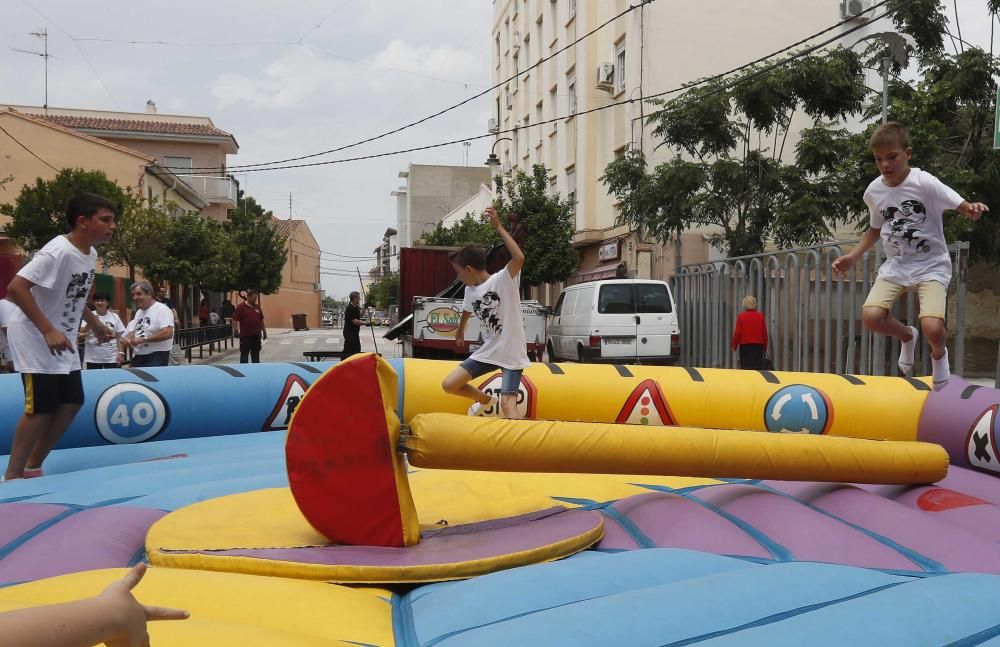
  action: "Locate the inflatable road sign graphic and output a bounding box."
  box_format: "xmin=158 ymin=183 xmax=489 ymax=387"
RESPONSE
xmin=616 ymin=379 xmax=676 ymax=426
xmin=264 ymin=374 xmax=309 ymax=431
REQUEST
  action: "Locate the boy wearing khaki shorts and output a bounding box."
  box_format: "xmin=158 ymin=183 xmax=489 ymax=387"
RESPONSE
xmin=833 ymin=122 xmax=988 ymax=389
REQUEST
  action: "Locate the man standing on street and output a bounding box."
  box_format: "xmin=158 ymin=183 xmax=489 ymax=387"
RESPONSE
xmin=342 ymin=291 xmax=366 ymax=359
xmin=233 ymin=290 xmax=267 ymax=363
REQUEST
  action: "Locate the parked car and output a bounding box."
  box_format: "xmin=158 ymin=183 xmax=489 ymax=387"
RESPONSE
xmin=546 ymin=279 xmax=680 ymax=364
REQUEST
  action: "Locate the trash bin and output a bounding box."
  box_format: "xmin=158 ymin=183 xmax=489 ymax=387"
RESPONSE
xmin=292 ymin=313 xmax=308 ymax=331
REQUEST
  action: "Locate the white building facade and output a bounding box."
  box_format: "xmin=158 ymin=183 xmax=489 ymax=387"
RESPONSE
xmin=490 ymin=0 xmax=881 ymax=304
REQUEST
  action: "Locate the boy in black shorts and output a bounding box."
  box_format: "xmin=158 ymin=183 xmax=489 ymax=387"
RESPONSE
xmin=3 ymin=193 xmax=115 ymax=480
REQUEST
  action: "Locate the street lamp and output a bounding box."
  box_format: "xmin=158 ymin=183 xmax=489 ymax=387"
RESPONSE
xmin=485 ymin=137 xmax=513 ymax=192
xmin=850 ymin=32 xmax=916 ymax=124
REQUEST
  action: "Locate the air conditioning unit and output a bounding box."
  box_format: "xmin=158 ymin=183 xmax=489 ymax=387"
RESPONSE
xmin=841 ymin=0 xmax=873 ymax=21
xmin=512 ymin=31 xmax=521 ymax=50
xmin=505 ymin=91 xmax=514 ymax=109
xmin=313 ymin=283 xmax=323 ymax=291
xmin=488 ymin=117 xmax=499 ymax=133
xmin=596 ymin=62 xmax=615 ymax=91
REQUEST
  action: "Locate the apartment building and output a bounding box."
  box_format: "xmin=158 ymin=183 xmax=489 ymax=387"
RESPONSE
xmin=2 ymin=101 xmax=238 ymax=221
xmin=490 ymin=0 xmax=879 ymax=303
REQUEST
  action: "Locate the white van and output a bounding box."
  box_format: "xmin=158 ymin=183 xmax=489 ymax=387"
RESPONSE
xmin=546 ymin=279 xmax=680 ymax=364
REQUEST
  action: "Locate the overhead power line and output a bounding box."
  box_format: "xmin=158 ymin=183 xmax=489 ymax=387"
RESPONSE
xmin=169 ymin=3 xmax=898 ymax=176
xmin=170 ymin=0 xmax=658 ymax=173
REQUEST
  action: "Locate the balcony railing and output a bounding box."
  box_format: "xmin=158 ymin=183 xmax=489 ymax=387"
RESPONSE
xmin=178 ymin=175 xmax=238 ymax=205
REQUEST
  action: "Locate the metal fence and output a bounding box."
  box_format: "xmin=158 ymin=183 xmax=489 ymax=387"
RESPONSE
xmin=672 ymin=240 xmax=970 ymax=376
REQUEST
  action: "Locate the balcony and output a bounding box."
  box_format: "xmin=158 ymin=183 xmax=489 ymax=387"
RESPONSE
xmin=178 ymin=175 xmax=238 ymax=207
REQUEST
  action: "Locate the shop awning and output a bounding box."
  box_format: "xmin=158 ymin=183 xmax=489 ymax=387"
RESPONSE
xmin=567 ymin=262 xmax=626 ymax=286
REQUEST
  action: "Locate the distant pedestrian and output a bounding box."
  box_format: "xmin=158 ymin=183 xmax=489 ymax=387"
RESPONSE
xmin=79 ymin=292 xmax=126 ymax=369
xmin=122 ymin=281 xmax=175 ymax=368
xmin=233 ymin=290 xmax=267 ymax=363
xmin=156 ymin=285 xmax=180 ymax=328
xmin=3 ymin=193 xmax=116 ymax=481
xmin=342 ymin=291 xmax=366 ymax=359
xmin=732 ymin=295 xmax=769 ymax=370
xmin=198 ymin=298 xmax=210 ymax=327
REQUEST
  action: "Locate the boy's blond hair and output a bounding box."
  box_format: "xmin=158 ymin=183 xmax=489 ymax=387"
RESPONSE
xmin=869 ymin=122 xmax=911 ymax=151
xmin=742 ymin=295 xmax=758 ymax=310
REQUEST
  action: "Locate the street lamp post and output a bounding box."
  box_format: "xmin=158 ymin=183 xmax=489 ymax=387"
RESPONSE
xmin=485 ymin=137 xmax=513 ymax=193
xmin=850 ymin=32 xmax=916 ymax=124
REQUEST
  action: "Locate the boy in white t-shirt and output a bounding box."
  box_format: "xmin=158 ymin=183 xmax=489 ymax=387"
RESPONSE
xmin=3 ymin=193 xmax=116 ymax=480
xmin=442 ymin=206 xmax=531 ymax=419
xmin=79 ymin=292 xmax=126 ymax=369
xmin=833 ymin=122 xmax=988 ymax=389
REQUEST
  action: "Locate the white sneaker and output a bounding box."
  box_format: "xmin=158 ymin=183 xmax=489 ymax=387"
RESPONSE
xmin=897 ymin=326 xmax=919 ymax=377
xmin=468 ymin=395 xmax=499 ymax=417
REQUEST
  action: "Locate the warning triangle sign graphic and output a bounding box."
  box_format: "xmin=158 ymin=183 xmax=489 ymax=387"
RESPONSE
xmin=615 ymin=379 xmax=676 ymax=426
xmin=263 ymin=374 xmax=309 ymax=432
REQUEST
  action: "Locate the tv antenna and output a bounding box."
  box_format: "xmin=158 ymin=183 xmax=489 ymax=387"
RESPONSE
xmin=11 ymin=29 xmax=52 ymax=115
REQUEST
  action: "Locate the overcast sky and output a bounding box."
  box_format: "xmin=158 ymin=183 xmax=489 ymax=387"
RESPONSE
xmin=2 ymin=1 xmax=996 ymax=299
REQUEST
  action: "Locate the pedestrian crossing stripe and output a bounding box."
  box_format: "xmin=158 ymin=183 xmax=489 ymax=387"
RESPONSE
xmin=263 ymin=374 xmax=310 ymax=432
xmin=615 ymin=379 xmax=677 ymax=426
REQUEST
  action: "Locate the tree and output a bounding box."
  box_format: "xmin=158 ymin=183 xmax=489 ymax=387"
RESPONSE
xmin=418 ymin=213 xmax=500 ymax=247
xmin=602 ymin=1 xmax=1000 ymax=262
xmin=100 ymin=190 xmax=173 ymax=282
xmin=602 ymin=49 xmax=868 ymax=257
xmin=367 ymin=272 xmax=399 ymax=311
xmin=494 ymin=165 xmax=578 ymax=286
xmin=145 ymin=212 xmax=237 ymax=293
xmin=225 ymin=191 xmax=288 ymax=294
xmin=1 ymin=169 xmax=127 ymax=254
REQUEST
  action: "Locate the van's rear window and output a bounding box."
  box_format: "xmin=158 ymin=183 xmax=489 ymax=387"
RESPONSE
xmin=598 ymin=285 xmax=635 ymax=314
xmin=637 ymin=284 xmax=672 ymax=313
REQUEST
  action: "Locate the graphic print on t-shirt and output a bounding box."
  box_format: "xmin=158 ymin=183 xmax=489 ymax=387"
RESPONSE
xmin=882 ymin=199 xmax=930 ymax=257
xmin=60 ymin=269 xmax=95 ymax=334
xmin=134 ymin=316 xmax=153 ymax=339
xmin=473 ymin=290 xmax=503 ymax=337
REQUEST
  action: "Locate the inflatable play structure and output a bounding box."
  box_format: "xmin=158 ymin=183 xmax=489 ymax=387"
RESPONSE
xmin=3 ymin=355 xmax=1000 ymax=645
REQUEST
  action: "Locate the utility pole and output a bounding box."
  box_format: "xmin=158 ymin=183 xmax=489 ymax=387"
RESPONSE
xmin=289 ymin=193 xmax=292 ymax=219
xmin=11 ymin=29 xmax=51 ymax=114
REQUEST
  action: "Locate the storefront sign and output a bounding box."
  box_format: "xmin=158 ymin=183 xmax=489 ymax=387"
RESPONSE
xmin=598 ymin=240 xmax=621 ymax=262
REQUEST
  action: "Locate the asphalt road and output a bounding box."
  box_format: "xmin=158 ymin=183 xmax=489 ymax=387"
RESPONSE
xmin=192 ymin=325 xmax=402 ymax=365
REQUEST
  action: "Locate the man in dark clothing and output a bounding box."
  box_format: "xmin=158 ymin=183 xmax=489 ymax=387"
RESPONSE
xmin=233 ymin=290 xmax=267 ymax=363
xmin=342 ymin=291 xmax=366 ymax=359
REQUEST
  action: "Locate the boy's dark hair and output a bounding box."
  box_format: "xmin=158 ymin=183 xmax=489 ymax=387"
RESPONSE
xmin=869 ymin=122 xmax=911 ymax=151
xmin=449 ymin=244 xmax=487 ymax=270
xmin=93 ymin=292 xmax=111 ymax=302
xmin=65 ymin=193 xmax=115 ymax=231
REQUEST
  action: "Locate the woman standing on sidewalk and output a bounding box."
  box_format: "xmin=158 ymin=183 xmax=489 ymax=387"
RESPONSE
xmin=732 ymin=295 xmax=769 ymax=370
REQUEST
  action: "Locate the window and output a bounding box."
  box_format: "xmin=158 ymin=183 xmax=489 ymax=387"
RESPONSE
xmin=550 ymin=1 xmax=558 ymax=42
xmin=568 ymin=0 xmax=577 ymax=20
xmin=637 ymin=284 xmax=672 ymax=313
xmin=615 ymin=40 xmax=626 ymax=94
xmin=495 ymin=35 xmax=501 ymax=67
xmin=553 ymin=291 xmax=566 ymax=316
xmin=513 ymin=0 xmax=518 ymax=15
xmin=562 ymin=290 xmax=579 ymax=316
xmin=164 ymin=156 xmax=193 ymax=174
xmin=598 ymin=284 xmax=635 ymax=314
xmin=576 ymin=286 xmax=594 ymax=313
xmin=567 ymin=74 xmax=577 ymax=114
xmin=549 ymin=86 xmax=557 ymax=126
xmin=536 ymin=101 xmax=543 ymax=134
xmin=566 ymin=168 xmax=576 ymax=209
xmin=505 ymin=19 xmax=510 ymax=52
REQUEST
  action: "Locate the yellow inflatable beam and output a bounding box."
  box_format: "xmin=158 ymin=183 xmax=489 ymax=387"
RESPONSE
xmin=404 ymin=413 xmax=949 ymax=485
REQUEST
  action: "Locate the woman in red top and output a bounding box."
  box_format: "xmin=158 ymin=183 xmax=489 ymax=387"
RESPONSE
xmin=732 ymin=295 xmax=769 ymax=370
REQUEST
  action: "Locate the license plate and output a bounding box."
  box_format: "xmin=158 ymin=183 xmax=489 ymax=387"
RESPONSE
xmin=603 ymin=337 xmax=635 ymax=345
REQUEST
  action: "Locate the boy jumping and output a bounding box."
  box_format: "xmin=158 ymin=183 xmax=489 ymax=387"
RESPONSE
xmin=832 ymin=122 xmax=988 ymax=388
xmin=3 ymin=193 xmax=115 ymax=480
xmin=442 ymin=206 xmax=530 ymax=419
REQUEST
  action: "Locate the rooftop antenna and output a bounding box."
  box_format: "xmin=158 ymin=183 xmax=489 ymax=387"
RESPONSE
xmin=11 ymin=29 xmax=51 ymax=115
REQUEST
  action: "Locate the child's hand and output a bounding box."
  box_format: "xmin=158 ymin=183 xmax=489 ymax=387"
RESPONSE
xmin=43 ymin=329 xmax=75 ymax=355
xmin=97 ymin=563 xmax=188 ymax=647
xmin=831 ymin=254 xmax=854 ymax=279
xmin=483 ymin=206 xmax=502 ymax=230
xmin=94 ymin=323 xmax=115 ymax=344
xmin=454 ymin=335 xmax=466 ymax=350
xmin=961 ymin=202 xmax=989 ymax=221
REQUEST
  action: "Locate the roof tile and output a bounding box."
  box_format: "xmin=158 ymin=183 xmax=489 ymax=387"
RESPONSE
xmin=33 ymin=114 xmax=233 ymax=138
